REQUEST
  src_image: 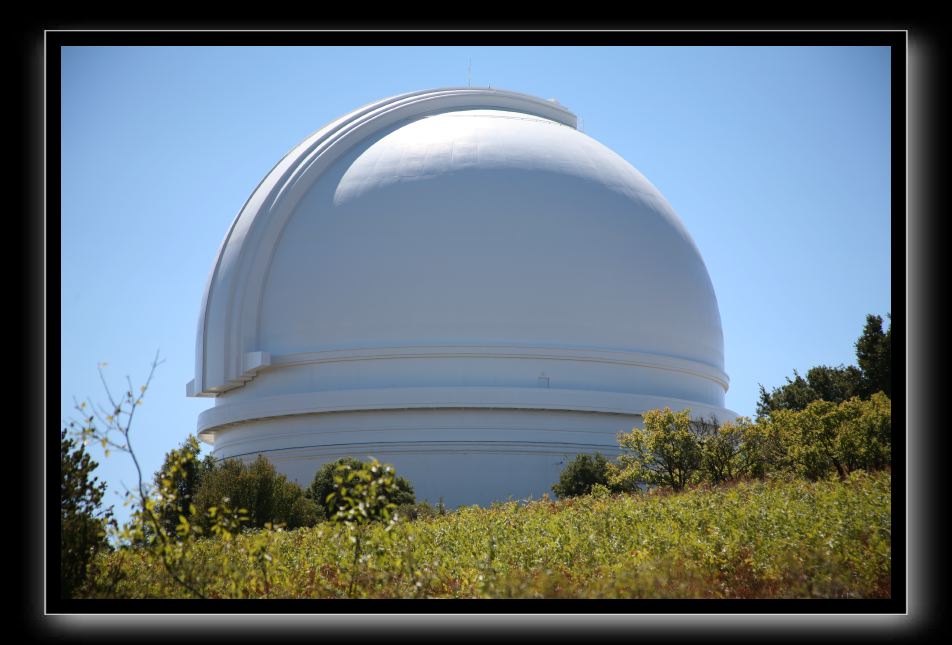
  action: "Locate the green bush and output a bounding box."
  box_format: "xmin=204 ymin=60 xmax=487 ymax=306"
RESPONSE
xmin=840 ymin=392 xmax=891 ymax=470
xmin=193 ymin=455 xmax=320 ymax=530
xmin=766 ymin=393 xmax=891 ymax=480
xmin=732 ymin=416 xmax=787 ymax=479
xmin=324 ymin=457 xmax=407 ymax=596
xmin=697 ymin=418 xmax=744 ymax=484
xmin=551 ymin=453 xmax=615 ymax=498
xmin=306 ymin=457 xmax=415 ymax=519
xmin=396 ymin=501 xmax=437 ymax=521
xmin=613 ymin=408 xmax=703 ymax=491
xmin=611 ymin=393 xmax=891 ymax=490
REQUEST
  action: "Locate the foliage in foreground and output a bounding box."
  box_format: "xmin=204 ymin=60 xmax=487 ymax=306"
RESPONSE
xmin=83 ymin=469 xmax=891 ymax=599
xmin=67 ymin=354 xmax=263 ymax=599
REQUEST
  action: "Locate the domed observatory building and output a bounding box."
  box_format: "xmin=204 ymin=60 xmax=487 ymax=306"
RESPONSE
xmin=189 ymin=88 xmax=734 ymax=507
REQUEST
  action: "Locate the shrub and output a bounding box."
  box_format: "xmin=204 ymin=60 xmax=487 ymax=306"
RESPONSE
xmin=551 ymin=453 xmax=615 ymax=498
xmin=324 ymin=457 xmax=405 ymax=597
xmin=307 ymin=457 xmax=415 ymax=519
xmin=396 ymin=501 xmax=437 ymax=522
xmin=193 ymin=455 xmax=320 ymax=530
xmin=613 ymin=408 xmax=703 ymax=491
xmin=766 ymin=394 xmax=891 ymax=480
xmin=840 ymin=391 xmax=891 ymax=470
xmin=733 ymin=416 xmax=787 ymax=479
xmin=697 ymin=421 xmax=741 ymax=485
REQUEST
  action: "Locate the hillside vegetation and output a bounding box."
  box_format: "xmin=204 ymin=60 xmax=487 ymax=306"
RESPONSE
xmin=84 ymin=469 xmax=890 ymax=599
xmin=66 ymin=316 xmax=892 ymax=599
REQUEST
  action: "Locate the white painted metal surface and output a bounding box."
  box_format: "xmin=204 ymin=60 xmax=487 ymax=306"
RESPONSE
xmin=190 ymin=88 xmax=735 ymax=507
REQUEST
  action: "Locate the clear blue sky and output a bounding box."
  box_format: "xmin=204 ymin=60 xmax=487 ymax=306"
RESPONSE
xmin=60 ymin=45 xmax=891 ymax=523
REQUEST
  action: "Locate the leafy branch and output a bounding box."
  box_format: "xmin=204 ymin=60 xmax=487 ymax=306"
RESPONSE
xmin=69 ymin=351 xmax=209 ymax=598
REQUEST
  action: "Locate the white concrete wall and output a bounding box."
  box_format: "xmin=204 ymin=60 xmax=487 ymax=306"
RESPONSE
xmin=210 ymin=408 xmax=641 ymax=508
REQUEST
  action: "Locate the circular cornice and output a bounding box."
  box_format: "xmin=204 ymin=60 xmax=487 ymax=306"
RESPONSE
xmin=197 ymin=386 xmax=738 ymax=439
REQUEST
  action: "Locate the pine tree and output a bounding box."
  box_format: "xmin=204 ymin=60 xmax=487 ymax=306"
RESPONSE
xmin=855 ymin=313 xmax=891 ymax=397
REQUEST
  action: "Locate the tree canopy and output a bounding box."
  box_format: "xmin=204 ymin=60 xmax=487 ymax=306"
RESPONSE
xmin=613 ymin=408 xmax=703 ymax=492
xmin=855 ymin=313 xmax=891 ymax=398
xmin=193 ymin=455 xmax=320 ymax=530
xmin=757 ymin=313 xmax=891 ymax=418
xmin=60 ymin=428 xmax=114 ymax=598
xmin=151 ymin=435 xmax=216 ymax=538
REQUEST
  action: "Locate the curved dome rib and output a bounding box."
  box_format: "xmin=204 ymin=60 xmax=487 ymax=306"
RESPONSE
xmin=190 ymin=88 xmax=579 ymax=397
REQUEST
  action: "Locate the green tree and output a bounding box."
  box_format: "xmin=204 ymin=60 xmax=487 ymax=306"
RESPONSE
xmin=697 ymin=419 xmax=745 ymax=485
xmin=60 ymin=428 xmax=114 ymax=598
xmin=733 ymin=416 xmax=788 ymax=479
xmin=551 ymin=453 xmax=614 ymax=498
xmin=838 ymin=392 xmax=892 ymax=471
xmin=855 ymin=313 xmax=891 ymax=398
xmin=769 ymin=400 xmax=849 ymax=480
xmin=612 ymin=408 xmax=703 ymax=491
xmin=757 ymin=313 xmax=891 ymax=418
xmin=193 ymin=455 xmax=320 ymax=531
xmin=151 ymin=435 xmax=216 ymax=539
xmin=765 ymin=394 xmax=891 ymax=480
xmin=757 ymin=370 xmax=812 ymax=419
xmin=756 ymin=365 xmax=862 ymax=419
xmin=307 ymin=457 xmax=415 ymax=519
xmin=804 ymin=364 xmax=864 ymax=404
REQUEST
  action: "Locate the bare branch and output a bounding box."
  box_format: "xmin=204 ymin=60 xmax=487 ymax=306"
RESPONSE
xmin=97 ymin=364 xmax=119 ymax=412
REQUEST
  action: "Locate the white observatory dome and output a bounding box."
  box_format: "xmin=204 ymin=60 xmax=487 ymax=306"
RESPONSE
xmin=189 ymin=88 xmax=734 ymax=507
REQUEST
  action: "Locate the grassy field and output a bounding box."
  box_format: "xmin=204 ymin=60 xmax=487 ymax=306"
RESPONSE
xmin=86 ymin=469 xmax=891 ymax=599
